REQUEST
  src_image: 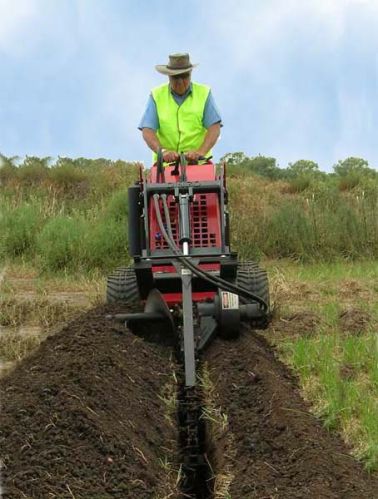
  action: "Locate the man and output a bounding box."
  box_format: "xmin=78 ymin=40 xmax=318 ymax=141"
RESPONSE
xmin=139 ymin=53 xmax=222 ymax=163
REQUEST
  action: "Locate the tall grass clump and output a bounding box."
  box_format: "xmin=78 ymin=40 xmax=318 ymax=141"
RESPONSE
xmin=0 ymin=203 xmax=43 ymax=259
xmin=311 ymin=189 xmax=378 ymax=259
xmin=105 ymin=190 xmax=128 ymax=222
xmin=228 ymin=176 xmax=283 ymax=261
xmin=285 ymin=176 xmax=313 ymax=193
xmin=264 ymin=202 xmax=315 ymax=260
xmin=82 ymin=218 xmax=128 ymax=272
xmin=36 ymin=216 xmax=87 ymax=272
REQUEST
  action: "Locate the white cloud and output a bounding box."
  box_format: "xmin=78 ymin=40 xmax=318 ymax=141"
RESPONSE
xmin=0 ymin=0 xmax=79 ymax=58
xmin=0 ymin=0 xmax=38 ymax=54
xmin=201 ymin=0 xmax=378 ymax=69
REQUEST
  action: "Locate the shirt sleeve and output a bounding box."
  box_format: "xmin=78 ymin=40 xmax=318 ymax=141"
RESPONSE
xmin=203 ymin=91 xmax=222 ymax=129
xmin=138 ymin=94 xmax=159 ymax=130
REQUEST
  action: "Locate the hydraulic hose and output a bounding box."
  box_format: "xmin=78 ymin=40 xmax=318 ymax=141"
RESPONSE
xmin=161 ymin=194 xmax=173 ymax=238
xmin=153 ymin=194 xmax=268 ymax=312
xmin=157 ymin=194 xmax=268 ymax=311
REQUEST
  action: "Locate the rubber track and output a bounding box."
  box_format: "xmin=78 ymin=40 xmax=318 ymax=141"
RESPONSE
xmin=237 ymin=261 xmax=270 ymax=306
xmin=106 ymin=267 xmax=139 ymax=304
xmin=236 ymin=261 xmax=270 ymax=328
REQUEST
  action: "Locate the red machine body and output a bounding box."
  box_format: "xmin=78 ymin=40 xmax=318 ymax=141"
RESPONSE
xmin=148 ymin=162 xmax=222 ymax=307
xmin=107 ymin=155 xmax=270 ymax=388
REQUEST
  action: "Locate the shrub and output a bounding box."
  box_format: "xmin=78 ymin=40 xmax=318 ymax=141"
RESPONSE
xmin=338 ymin=174 xmax=361 ymax=191
xmin=17 ymin=157 xmax=50 ymax=185
xmin=286 ymin=176 xmax=312 ymax=193
xmin=0 ymin=163 xmax=18 ymax=185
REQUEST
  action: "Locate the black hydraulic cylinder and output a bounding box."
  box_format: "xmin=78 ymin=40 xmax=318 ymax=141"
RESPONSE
xmin=128 ymin=185 xmax=142 ymax=256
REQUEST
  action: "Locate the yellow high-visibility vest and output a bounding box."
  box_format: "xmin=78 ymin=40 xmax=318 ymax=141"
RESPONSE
xmin=151 ymin=82 xmax=211 ymax=162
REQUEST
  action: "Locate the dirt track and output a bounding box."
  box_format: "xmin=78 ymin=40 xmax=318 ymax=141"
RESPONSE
xmin=1 ymin=308 xmax=378 ymax=498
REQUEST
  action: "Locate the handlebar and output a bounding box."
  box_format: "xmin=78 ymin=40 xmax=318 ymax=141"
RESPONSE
xmin=156 ymin=150 xmax=212 ymax=181
xmin=166 ymin=154 xmax=212 ymax=166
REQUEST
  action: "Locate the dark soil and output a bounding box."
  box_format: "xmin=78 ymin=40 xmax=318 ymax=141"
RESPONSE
xmin=206 ymin=328 xmax=378 ymax=499
xmin=2 ymin=305 xmax=378 ymax=499
xmin=0 ymin=305 xmax=177 ymax=499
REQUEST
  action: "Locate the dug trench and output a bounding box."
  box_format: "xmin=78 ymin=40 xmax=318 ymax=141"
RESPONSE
xmin=1 ymin=308 xmax=378 ymax=498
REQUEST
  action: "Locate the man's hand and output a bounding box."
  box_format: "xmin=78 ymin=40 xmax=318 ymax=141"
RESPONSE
xmin=162 ymin=150 xmax=179 ymax=163
xmin=185 ymin=151 xmax=203 ymax=162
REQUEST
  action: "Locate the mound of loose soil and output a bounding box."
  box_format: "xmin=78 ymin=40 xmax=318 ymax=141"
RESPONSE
xmin=339 ymin=308 xmax=371 ymax=334
xmin=0 ymin=305 xmax=177 ymax=499
xmin=272 ymin=311 xmax=320 ymax=337
xmin=206 ymin=329 xmax=378 ymax=499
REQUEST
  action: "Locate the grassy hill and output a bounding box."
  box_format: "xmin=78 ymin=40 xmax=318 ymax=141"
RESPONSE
xmin=1 ymin=156 xmax=377 ymax=273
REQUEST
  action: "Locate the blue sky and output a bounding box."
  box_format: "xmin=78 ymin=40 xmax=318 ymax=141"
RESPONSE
xmin=0 ymin=0 xmax=377 ymax=171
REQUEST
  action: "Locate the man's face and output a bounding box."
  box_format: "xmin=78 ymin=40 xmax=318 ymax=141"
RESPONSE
xmin=169 ymin=72 xmax=191 ymax=95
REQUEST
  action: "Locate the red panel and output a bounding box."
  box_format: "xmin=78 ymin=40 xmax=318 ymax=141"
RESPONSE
xmin=148 ymin=163 xmax=221 ymax=252
xmin=152 ymin=265 xmax=176 ymax=273
xmin=150 ymin=162 xmax=216 ymax=183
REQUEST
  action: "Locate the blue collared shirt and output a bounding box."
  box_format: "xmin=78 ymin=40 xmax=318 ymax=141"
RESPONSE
xmin=138 ymin=83 xmax=222 ymax=130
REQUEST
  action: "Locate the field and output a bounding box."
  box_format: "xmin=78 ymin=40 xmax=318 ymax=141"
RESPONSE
xmin=0 ymin=157 xmax=377 ymax=498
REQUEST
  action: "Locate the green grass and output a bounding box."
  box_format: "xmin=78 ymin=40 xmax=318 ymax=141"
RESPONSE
xmin=0 ymin=162 xmax=135 ymax=273
xmin=281 ymin=331 xmax=378 ymax=470
xmin=271 ymin=259 xmax=378 ymax=472
xmin=269 ymin=260 xmax=378 ymax=281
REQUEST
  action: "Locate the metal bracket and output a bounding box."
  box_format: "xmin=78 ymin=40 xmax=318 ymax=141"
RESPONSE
xmin=181 ymin=267 xmax=196 ymax=387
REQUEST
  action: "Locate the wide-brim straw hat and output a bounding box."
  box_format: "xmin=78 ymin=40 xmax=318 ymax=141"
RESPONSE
xmin=155 ymin=53 xmax=198 ymax=76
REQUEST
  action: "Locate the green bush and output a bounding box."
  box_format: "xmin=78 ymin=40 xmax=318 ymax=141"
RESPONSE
xmin=0 ymin=163 xmax=18 ymax=185
xmin=286 ymin=176 xmax=312 ymax=193
xmin=17 ymin=157 xmax=50 ymax=185
xmin=338 ymin=174 xmax=362 ymax=191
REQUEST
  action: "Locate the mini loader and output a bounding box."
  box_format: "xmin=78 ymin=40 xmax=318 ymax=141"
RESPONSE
xmin=106 ymin=153 xmax=270 ymax=495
